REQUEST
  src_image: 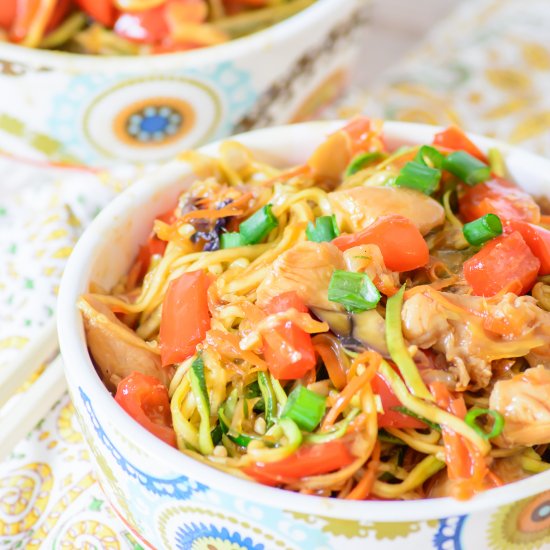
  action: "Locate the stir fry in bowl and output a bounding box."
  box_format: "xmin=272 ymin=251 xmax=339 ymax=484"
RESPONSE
xmin=80 ymin=118 xmax=550 ymax=501
xmin=0 ymin=0 xmax=314 ymax=54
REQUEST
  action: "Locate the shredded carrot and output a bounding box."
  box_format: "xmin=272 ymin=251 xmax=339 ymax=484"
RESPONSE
xmin=312 ymin=336 xmax=347 ymax=391
xmin=263 ymin=164 xmax=312 ymax=186
xmin=205 ymin=329 xmax=266 ymax=369
xmin=322 ymin=351 xmax=380 ymax=430
xmin=431 ymin=382 xmax=489 ymax=500
xmin=346 ymin=440 xmax=381 ymax=500
xmin=179 ymin=192 xmax=254 ymax=223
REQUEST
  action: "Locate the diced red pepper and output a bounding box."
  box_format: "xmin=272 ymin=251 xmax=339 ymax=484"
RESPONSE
xmin=244 ymin=440 xmax=354 ymax=485
xmin=332 ymin=215 xmax=429 ymax=272
xmin=463 ymin=231 xmax=540 ymax=297
xmin=263 ymin=292 xmax=316 ymax=380
xmin=115 ymin=372 xmax=177 ymax=447
xmin=372 ymin=371 xmax=427 ymax=429
xmin=504 ymin=220 xmax=550 ymax=275
xmin=433 ymin=126 xmax=486 ymax=162
xmin=459 ymin=177 xmax=540 ymax=224
xmin=159 ymin=270 xmax=212 ymax=366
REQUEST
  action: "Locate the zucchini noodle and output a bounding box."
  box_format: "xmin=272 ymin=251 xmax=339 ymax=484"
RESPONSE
xmin=82 ymin=120 xmax=550 ymax=502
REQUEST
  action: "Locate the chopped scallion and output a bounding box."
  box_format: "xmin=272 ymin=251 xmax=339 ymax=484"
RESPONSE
xmin=328 ymin=270 xmax=381 ymax=312
xmin=395 ymin=161 xmax=441 ymax=195
xmin=306 ymin=215 xmax=340 ymax=243
xmin=464 ymin=408 xmax=504 ymax=440
xmin=281 ymin=385 xmax=326 ymax=432
xmin=220 ymin=232 xmax=245 ymax=249
xmin=443 ymin=151 xmax=491 ymax=186
xmin=239 ymin=204 xmax=278 ymax=244
xmin=462 ymin=213 xmax=503 ymax=246
xmin=415 ymin=145 xmax=445 ymax=169
xmin=344 ymin=151 xmax=384 ymax=177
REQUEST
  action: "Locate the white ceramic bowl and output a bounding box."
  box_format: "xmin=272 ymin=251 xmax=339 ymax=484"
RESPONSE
xmin=0 ymin=0 xmax=367 ymax=168
xmin=58 ymin=121 xmax=550 ymax=549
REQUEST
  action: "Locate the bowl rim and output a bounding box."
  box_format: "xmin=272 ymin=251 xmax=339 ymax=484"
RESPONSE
xmin=0 ymin=0 xmax=362 ymax=71
xmin=58 ymin=120 xmax=550 ymax=522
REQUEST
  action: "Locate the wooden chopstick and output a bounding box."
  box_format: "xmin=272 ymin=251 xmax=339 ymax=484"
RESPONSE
xmin=0 ymin=317 xmax=58 ymax=409
xmin=0 ymin=354 xmax=66 ymax=462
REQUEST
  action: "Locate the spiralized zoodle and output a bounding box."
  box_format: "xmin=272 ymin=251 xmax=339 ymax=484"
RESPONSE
xmin=0 ymin=0 xmax=314 ymax=54
xmin=80 ymin=118 xmax=550 ymax=501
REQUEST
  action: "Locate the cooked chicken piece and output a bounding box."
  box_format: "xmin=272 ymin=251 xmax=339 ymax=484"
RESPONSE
xmin=402 ymin=290 xmax=549 ymax=390
xmin=343 ymin=244 xmax=399 ymax=295
xmin=256 ymin=241 xmax=345 ymax=311
xmin=329 ymin=186 xmax=444 ymax=235
xmin=78 ymin=295 xmax=169 ymax=392
xmin=490 ymin=366 xmax=550 ymax=447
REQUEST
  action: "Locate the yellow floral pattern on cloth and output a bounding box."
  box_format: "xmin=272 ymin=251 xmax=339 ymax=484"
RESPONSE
xmin=0 ymin=156 xmax=146 ymax=548
xmin=2 ymin=0 xmax=550 ymax=546
xmin=334 ymin=0 xmax=550 ymax=156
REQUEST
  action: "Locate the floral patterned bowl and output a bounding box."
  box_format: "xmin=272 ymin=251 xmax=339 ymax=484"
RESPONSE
xmin=0 ymin=0 xmax=367 ymax=169
xmin=58 ymin=121 xmax=550 ymax=549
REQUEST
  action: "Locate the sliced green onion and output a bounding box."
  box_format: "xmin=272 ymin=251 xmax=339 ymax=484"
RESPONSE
xmin=415 ymin=145 xmax=445 ymax=169
xmin=385 ymin=286 xmax=433 ymax=401
xmin=281 ymin=385 xmax=326 ymax=432
xmin=391 ymin=406 xmax=441 ymax=432
xmin=239 ymin=204 xmax=278 ymax=244
xmin=189 ymin=354 xmax=214 ymax=454
xmin=306 ymin=215 xmax=340 ymax=243
xmin=328 ymin=270 xmax=381 ymax=313
xmin=344 ymin=151 xmax=384 ymax=177
xmin=257 ymin=371 xmax=277 ymax=428
xmin=220 ymin=232 xmax=245 ymax=249
xmin=464 ymin=408 xmax=504 ymax=440
xmin=462 ymin=213 xmax=503 ymax=246
xmin=443 ymin=151 xmax=491 ymax=186
xmin=395 ymin=161 xmax=441 ymax=195
xmin=488 ymin=147 xmax=505 ymax=178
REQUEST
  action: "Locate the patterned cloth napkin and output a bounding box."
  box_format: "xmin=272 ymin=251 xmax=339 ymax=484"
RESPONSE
xmin=2 ymin=0 xmax=550 ymax=547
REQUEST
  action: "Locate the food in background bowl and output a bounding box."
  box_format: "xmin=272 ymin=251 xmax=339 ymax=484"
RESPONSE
xmin=60 ymin=122 xmax=550 ymax=548
xmin=76 ymin=118 xmax=550 ymax=503
xmin=0 ymin=0 xmax=315 ymax=54
xmin=0 ymin=0 xmax=367 ymax=167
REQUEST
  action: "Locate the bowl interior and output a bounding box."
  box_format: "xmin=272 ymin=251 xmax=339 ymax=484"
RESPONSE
xmin=58 ymin=120 xmax=550 ymax=522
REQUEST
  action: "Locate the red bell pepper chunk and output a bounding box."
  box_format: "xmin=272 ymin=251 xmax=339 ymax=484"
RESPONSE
xmin=433 ymin=126 xmax=486 ymax=162
xmin=332 ymin=215 xmax=429 ymax=272
xmin=159 ymin=270 xmax=212 ymax=366
xmin=75 ymin=0 xmax=117 ymax=27
xmin=136 ymin=207 xmax=177 ymax=278
xmin=504 ymin=220 xmax=550 ymax=275
xmin=463 ymin=231 xmax=540 ymax=297
xmin=262 ymin=291 xmax=316 ymax=380
xmin=459 ymin=177 xmax=540 ymax=224
xmin=115 ymin=372 xmax=177 ymax=447
xmin=0 ymin=0 xmax=16 ymax=29
xmin=371 ymin=372 xmax=427 ymax=429
xmin=115 ymin=3 xmax=168 ymax=44
xmin=244 ymin=440 xmax=354 ymax=486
